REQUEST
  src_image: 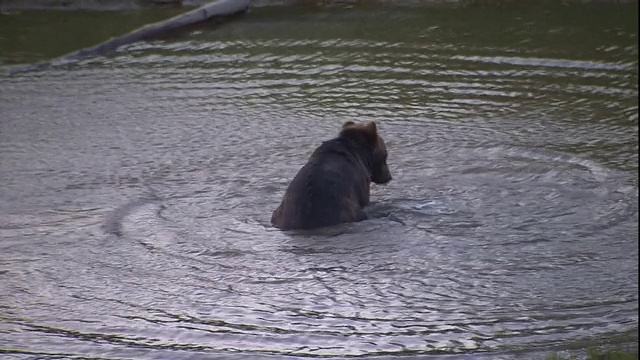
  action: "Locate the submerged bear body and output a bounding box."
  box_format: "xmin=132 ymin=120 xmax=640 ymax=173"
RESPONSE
xmin=271 ymin=121 xmax=392 ymax=230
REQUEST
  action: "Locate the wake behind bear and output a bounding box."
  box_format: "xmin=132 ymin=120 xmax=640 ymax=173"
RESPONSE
xmin=271 ymin=121 xmax=392 ymax=230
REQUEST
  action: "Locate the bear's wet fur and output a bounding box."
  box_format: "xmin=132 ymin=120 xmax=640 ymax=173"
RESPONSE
xmin=271 ymin=121 xmax=392 ymax=230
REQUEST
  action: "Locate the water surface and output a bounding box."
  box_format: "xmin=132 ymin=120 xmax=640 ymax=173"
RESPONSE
xmin=0 ymin=3 xmax=638 ymax=359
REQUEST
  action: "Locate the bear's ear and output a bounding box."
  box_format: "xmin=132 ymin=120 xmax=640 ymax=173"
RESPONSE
xmin=342 ymin=121 xmax=356 ymax=129
xmin=362 ymin=121 xmax=378 ymax=139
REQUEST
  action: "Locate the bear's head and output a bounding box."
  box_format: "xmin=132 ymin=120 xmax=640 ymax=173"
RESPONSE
xmin=341 ymin=121 xmax=392 ymax=185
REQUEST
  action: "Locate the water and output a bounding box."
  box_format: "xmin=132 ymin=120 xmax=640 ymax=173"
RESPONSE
xmin=0 ymin=3 xmax=638 ymax=359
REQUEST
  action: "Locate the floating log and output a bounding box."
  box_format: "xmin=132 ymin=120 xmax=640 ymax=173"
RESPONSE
xmin=10 ymin=0 xmax=251 ymax=75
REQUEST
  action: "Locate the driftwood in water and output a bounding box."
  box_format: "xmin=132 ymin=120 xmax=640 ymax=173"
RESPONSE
xmin=10 ymin=0 xmax=251 ymax=75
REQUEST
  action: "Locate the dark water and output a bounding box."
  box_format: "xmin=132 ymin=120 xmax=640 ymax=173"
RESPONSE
xmin=0 ymin=3 xmax=638 ymax=359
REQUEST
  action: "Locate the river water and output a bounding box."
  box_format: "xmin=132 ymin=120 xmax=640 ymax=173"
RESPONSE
xmin=0 ymin=3 xmax=638 ymax=359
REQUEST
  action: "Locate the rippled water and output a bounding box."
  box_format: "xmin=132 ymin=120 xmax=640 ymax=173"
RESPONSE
xmin=0 ymin=3 xmax=638 ymax=359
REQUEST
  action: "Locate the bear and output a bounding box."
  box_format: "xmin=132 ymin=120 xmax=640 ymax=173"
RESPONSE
xmin=271 ymin=120 xmax=392 ymax=230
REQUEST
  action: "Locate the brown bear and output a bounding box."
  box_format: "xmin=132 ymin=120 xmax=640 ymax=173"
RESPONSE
xmin=271 ymin=120 xmax=392 ymax=230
